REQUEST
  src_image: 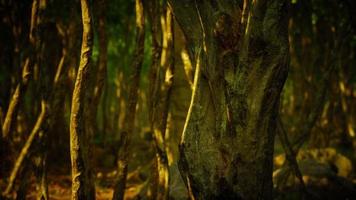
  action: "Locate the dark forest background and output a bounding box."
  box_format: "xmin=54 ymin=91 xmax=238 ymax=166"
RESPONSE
xmin=1 ymin=0 xmax=356 ymax=199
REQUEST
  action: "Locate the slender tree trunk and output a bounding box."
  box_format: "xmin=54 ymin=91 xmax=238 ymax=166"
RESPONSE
xmin=86 ymin=0 xmax=108 ymax=141
xmin=15 ymin=162 xmax=32 ymax=200
xmin=2 ymin=0 xmax=40 ymax=139
xmin=276 ymin=116 xmax=308 ymax=197
xmin=102 ymin=78 xmax=109 ymax=141
xmin=147 ymin=3 xmax=174 ymax=199
xmin=69 ymin=0 xmax=95 ymax=199
xmin=169 ymin=0 xmax=289 ymax=199
xmin=146 ymin=1 xmax=162 ymax=196
xmin=1 ymin=19 xmax=69 ymax=199
xmin=1 ymin=1 xmax=48 ymax=197
xmin=2 ymin=101 xmax=46 ymax=197
xmin=34 ymin=106 xmax=50 ymax=200
xmin=112 ymin=0 xmax=145 ymax=199
xmin=94 ymin=0 xmax=108 ymax=114
xmin=34 ymin=32 xmax=66 ymax=200
xmin=35 ymin=112 xmax=50 ymax=200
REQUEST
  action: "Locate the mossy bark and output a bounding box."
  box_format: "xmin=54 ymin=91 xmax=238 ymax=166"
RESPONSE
xmin=169 ymin=0 xmax=289 ymax=199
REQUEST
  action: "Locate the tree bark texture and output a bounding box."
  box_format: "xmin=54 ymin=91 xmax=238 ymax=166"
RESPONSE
xmin=69 ymin=0 xmax=95 ymax=199
xmin=169 ymin=0 xmax=289 ymax=199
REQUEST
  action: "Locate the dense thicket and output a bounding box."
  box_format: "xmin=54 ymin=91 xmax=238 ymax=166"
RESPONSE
xmin=0 ymin=0 xmax=356 ymax=199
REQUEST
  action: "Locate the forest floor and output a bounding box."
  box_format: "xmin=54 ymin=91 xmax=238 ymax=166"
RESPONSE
xmin=0 ymin=166 xmax=151 ymax=200
xmin=1 ymin=138 xmax=356 ymax=199
xmin=2 ymin=161 xmax=356 ymax=199
xmin=2 ymin=168 xmax=356 ymax=200
xmin=0 ymin=135 xmax=156 ymax=200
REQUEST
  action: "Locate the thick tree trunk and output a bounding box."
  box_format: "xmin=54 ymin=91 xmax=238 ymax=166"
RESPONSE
xmin=169 ymin=0 xmax=289 ymax=199
xmin=112 ymin=0 xmax=145 ymax=199
xmin=69 ymin=0 xmax=95 ymax=199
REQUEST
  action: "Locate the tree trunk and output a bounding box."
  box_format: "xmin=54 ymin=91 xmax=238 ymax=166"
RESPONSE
xmin=169 ymin=0 xmax=289 ymax=199
xmin=2 ymin=101 xmax=46 ymax=197
xmin=1 ymin=0 xmax=40 ymax=139
xmin=69 ymin=0 xmax=95 ymax=199
xmin=147 ymin=1 xmax=174 ymax=199
xmin=112 ymin=0 xmax=145 ymax=199
xmin=86 ymin=0 xmax=108 ymax=142
xmin=2 ymin=14 xmax=70 ymax=199
xmin=1 ymin=0 xmax=49 ymax=197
